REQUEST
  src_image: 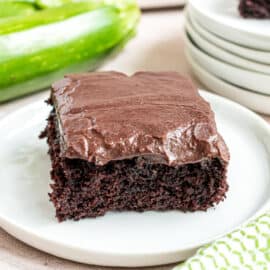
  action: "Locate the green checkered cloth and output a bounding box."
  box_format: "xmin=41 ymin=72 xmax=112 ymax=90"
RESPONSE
xmin=174 ymin=212 xmax=270 ymax=270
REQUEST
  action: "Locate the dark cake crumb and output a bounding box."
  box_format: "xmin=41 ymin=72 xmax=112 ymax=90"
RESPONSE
xmin=43 ymin=111 xmax=228 ymax=222
xmin=239 ymin=0 xmax=270 ymax=18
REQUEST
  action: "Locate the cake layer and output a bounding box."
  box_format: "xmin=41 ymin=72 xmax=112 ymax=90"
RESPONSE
xmin=42 ymin=72 xmax=230 ymax=221
xmin=51 ymin=71 xmax=229 ymax=166
xmin=44 ymin=110 xmax=228 ymax=221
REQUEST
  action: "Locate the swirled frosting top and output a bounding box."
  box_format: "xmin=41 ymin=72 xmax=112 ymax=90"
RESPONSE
xmin=51 ymin=71 xmax=229 ymax=166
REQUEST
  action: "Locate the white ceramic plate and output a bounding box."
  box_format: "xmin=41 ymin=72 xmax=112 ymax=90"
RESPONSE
xmin=185 ymin=32 xmax=270 ymax=95
xmin=185 ymin=51 xmax=270 ymax=115
xmin=1 ymin=94 xmax=270 ymax=267
xmin=189 ymin=0 xmax=270 ymax=50
xmin=185 ymin=15 xmax=270 ymax=75
xmin=188 ymin=11 xmax=270 ymax=65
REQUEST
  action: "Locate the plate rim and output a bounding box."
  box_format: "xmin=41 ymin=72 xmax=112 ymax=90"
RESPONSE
xmin=189 ymin=0 xmax=270 ymax=49
xmin=185 ymin=15 xmax=270 ymax=75
xmin=0 ymin=93 xmax=270 ymax=266
xmin=187 ymin=10 xmax=270 ymax=64
xmin=185 ymin=30 xmax=270 ymax=96
xmin=185 ymin=48 xmax=270 ymax=114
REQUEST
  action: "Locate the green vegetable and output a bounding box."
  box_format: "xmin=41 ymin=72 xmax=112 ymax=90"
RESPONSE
xmin=0 ymin=2 xmax=105 ymax=34
xmin=0 ymin=2 xmax=36 ymax=18
xmin=0 ymin=0 xmax=140 ymax=102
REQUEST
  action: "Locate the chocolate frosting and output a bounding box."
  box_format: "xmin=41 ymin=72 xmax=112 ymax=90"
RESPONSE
xmin=51 ymin=71 xmax=229 ymax=166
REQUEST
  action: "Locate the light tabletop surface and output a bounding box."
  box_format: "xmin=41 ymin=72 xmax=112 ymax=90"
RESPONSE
xmin=0 ymin=9 xmax=269 ymax=270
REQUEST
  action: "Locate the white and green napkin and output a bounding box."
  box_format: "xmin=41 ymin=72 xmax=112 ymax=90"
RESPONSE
xmin=174 ymin=212 xmax=270 ymax=270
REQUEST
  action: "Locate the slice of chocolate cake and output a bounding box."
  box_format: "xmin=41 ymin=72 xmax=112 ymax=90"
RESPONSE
xmin=239 ymin=0 xmax=270 ymax=18
xmin=41 ymin=71 xmax=229 ymax=221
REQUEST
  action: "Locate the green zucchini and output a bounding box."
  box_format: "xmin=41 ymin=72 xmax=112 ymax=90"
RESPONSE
xmin=0 ymin=2 xmax=36 ymax=18
xmin=0 ymin=2 xmax=108 ymax=34
xmin=0 ymin=0 xmax=140 ymax=102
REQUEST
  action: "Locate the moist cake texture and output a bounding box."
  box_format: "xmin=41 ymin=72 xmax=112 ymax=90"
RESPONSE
xmin=239 ymin=0 xmax=270 ymax=18
xmin=41 ymin=71 xmax=229 ymax=221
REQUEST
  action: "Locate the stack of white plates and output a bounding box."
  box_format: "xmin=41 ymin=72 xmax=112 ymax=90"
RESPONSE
xmin=185 ymin=0 xmax=270 ymax=115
